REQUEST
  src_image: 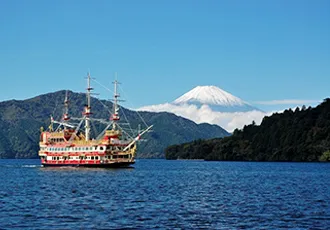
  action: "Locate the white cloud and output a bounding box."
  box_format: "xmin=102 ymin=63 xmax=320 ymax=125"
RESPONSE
xmin=138 ymin=103 xmax=272 ymax=133
xmin=254 ymin=99 xmax=320 ymax=105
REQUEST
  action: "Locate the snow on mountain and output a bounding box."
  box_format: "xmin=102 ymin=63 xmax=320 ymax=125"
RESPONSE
xmin=173 ymin=85 xmax=246 ymax=106
xmin=173 ymin=85 xmax=261 ymax=113
xmin=137 ymin=85 xmax=267 ymax=132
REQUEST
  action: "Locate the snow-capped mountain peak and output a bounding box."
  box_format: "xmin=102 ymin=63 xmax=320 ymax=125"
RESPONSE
xmin=173 ymin=85 xmax=248 ymax=106
xmin=137 ymin=84 xmax=264 ymax=131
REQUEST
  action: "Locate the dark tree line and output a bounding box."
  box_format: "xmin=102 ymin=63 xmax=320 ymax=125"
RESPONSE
xmin=166 ymin=98 xmax=330 ymax=162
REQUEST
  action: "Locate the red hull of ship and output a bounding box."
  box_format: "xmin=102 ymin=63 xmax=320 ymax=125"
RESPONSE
xmin=42 ymin=162 xmax=134 ymax=168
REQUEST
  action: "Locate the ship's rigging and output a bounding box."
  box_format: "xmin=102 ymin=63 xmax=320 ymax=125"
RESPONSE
xmin=38 ymin=72 xmax=152 ymax=167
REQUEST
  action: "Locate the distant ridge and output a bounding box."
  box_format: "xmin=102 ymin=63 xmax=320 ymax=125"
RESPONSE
xmin=0 ymin=90 xmax=229 ymax=159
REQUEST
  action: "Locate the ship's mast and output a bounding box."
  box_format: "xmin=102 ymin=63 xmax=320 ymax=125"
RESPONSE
xmin=84 ymin=72 xmax=92 ymax=141
xmin=111 ymin=77 xmax=120 ymax=130
xmin=63 ymin=91 xmax=70 ymax=127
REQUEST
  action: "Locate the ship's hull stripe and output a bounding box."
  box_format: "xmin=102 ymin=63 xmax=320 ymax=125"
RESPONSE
xmin=42 ymin=162 xmax=135 ymax=168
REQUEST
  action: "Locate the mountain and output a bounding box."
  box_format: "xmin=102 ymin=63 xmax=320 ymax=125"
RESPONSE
xmin=165 ymin=99 xmax=330 ymax=162
xmin=0 ymin=90 xmax=229 ymax=159
xmin=138 ymin=85 xmax=265 ymax=132
xmin=173 ymin=85 xmax=260 ymax=112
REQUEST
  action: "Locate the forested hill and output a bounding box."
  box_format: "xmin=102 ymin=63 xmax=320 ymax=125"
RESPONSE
xmin=0 ymin=90 xmax=229 ymax=159
xmin=166 ymin=99 xmax=330 ymax=162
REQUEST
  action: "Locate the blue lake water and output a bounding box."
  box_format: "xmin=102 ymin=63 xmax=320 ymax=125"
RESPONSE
xmin=0 ymin=159 xmax=329 ymax=229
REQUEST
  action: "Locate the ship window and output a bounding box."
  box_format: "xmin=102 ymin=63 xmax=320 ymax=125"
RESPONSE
xmin=95 ymin=156 xmax=98 ymax=160
xmin=100 ymin=147 xmax=104 ymax=151
xmin=95 ymin=146 xmax=97 ymax=150
xmin=91 ymin=156 xmax=94 ymax=160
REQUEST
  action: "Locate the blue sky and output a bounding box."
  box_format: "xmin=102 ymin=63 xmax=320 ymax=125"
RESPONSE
xmin=0 ymin=0 xmax=329 ymax=111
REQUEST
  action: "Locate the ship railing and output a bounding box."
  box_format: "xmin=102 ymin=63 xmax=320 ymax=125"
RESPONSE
xmin=69 ymin=140 xmax=101 ymax=145
xmin=49 ymin=132 xmax=65 ymax=137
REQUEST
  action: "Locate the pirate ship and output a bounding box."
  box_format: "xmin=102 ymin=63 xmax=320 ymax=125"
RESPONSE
xmin=38 ymin=73 xmax=152 ymax=167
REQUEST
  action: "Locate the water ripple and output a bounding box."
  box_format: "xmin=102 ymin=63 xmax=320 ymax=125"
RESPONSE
xmin=0 ymin=159 xmax=330 ymax=229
